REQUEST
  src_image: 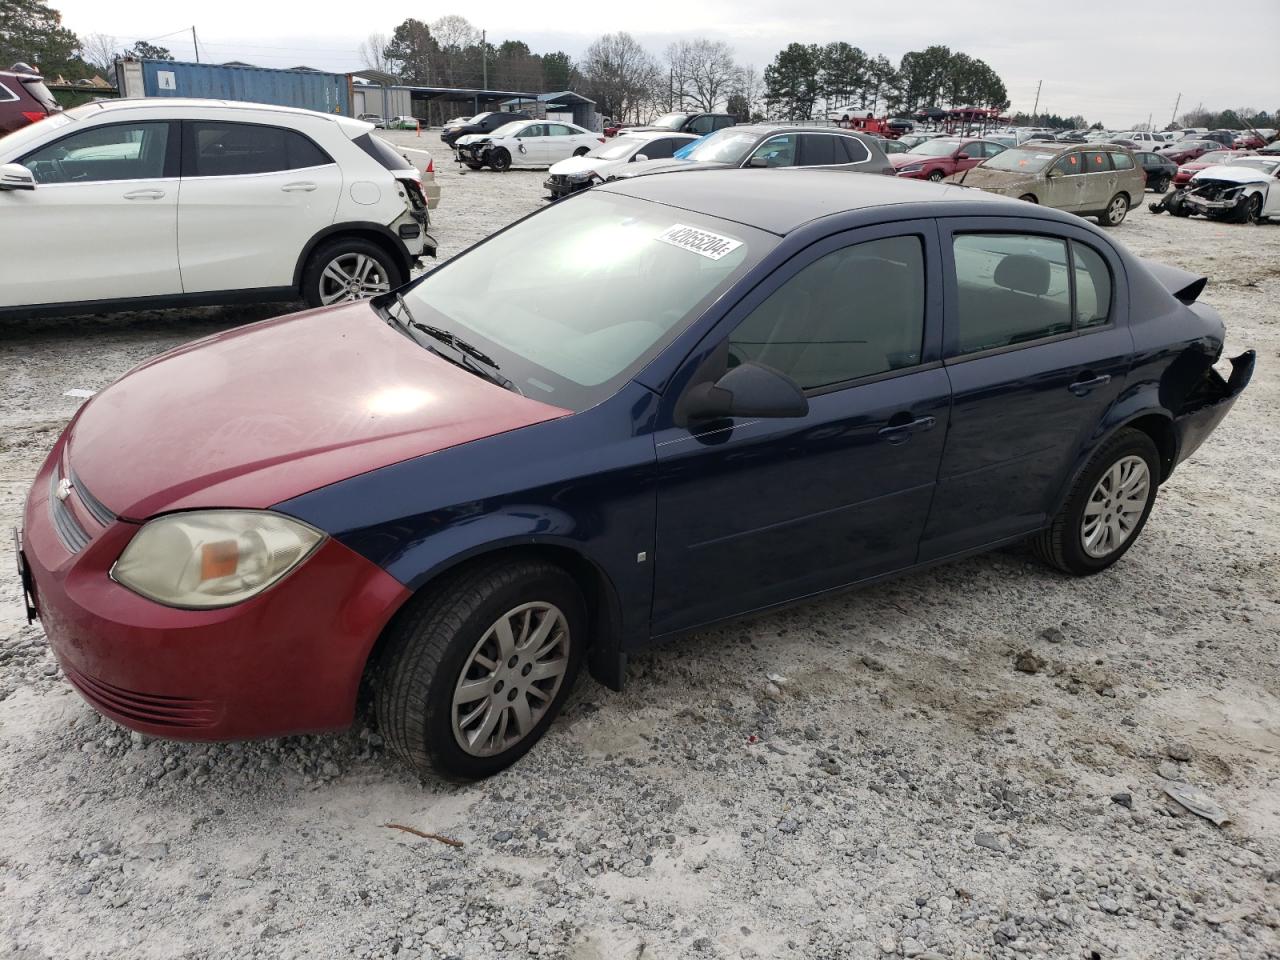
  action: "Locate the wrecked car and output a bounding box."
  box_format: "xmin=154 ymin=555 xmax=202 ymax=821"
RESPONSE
xmin=18 ymin=171 xmax=1253 ymax=780
xmin=1150 ymin=156 xmax=1280 ymax=224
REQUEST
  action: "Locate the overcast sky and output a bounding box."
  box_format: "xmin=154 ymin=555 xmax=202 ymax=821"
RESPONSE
xmin=55 ymin=0 xmax=1279 ymax=127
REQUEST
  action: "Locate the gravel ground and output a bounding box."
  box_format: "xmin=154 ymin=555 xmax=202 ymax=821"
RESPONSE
xmin=1 ymin=134 xmax=1278 ymax=960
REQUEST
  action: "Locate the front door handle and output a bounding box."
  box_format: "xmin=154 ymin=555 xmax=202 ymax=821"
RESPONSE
xmin=1068 ymin=373 xmax=1111 ymax=396
xmin=878 ymin=415 xmax=937 ymax=445
xmin=281 ymin=181 xmax=317 ymax=192
xmin=123 ymin=189 xmax=165 ymax=200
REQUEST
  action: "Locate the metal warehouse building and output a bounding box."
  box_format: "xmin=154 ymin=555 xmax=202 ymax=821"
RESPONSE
xmin=116 ymin=59 xmax=350 ymax=114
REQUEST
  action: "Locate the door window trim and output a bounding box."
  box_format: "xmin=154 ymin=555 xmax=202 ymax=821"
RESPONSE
xmin=179 ymin=119 xmax=334 ymax=179
xmin=939 ymin=217 xmax=1123 ymax=364
xmin=0 ymin=82 xmax=17 ymax=103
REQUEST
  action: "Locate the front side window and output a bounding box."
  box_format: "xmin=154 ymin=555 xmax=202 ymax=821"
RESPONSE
xmin=515 ymin=124 xmax=545 ymax=138
xmin=951 ymin=234 xmax=1072 ymax=354
xmin=399 ymin=192 xmax=768 ymax=410
xmin=728 ymin=235 xmax=926 ymax=391
xmin=749 ymin=134 xmax=797 ymax=167
xmin=188 ymin=122 xmax=331 ymax=177
xmin=641 ymin=138 xmax=679 ymax=160
xmin=689 ymin=115 xmax=717 ymax=135
xmin=21 ymin=121 xmax=170 ymax=184
xmin=1052 ymin=153 xmax=1083 ymax=176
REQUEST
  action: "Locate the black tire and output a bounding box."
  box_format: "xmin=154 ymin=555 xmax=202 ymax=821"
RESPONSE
xmin=1019 ymin=193 xmax=1038 ymax=204
xmin=928 ymin=169 xmax=945 ymax=182
xmin=1151 ymin=175 xmax=1170 ymax=194
xmin=573 ymin=146 xmax=590 ymax=156
xmin=1233 ymin=192 xmax=1264 ymax=225
xmin=1097 ymin=192 xmax=1129 ymax=227
xmin=464 ymin=161 xmax=483 ymax=171
xmin=301 ymin=237 xmax=404 ymax=309
xmin=489 ymin=148 xmax=511 ymax=172
xmin=1031 ymin=428 xmax=1160 ymax=576
xmin=375 ymin=559 xmax=586 ymax=779
xmin=1167 ymin=193 xmax=1191 ymax=217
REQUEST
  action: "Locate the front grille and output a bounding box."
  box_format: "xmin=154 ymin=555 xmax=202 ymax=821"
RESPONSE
xmin=548 ymin=174 xmax=567 ymax=186
xmin=69 ymin=468 xmax=116 ymax=526
xmin=63 ymin=662 xmax=219 ymax=729
xmin=49 ymin=469 xmax=90 ymax=553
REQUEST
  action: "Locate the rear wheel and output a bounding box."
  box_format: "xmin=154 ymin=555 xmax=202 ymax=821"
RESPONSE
xmin=1151 ymin=175 xmax=1170 ymax=194
xmin=1019 ymin=193 xmax=1038 ymax=203
xmin=1098 ymin=193 xmax=1129 ymax=227
xmin=375 ymin=559 xmax=585 ymax=779
xmin=1031 ymin=429 xmax=1159 ymax=576
xmin=302 ymin=238 xmax=403 ymax=308
xmin=489 ymin=148 xmax=511 ymax=172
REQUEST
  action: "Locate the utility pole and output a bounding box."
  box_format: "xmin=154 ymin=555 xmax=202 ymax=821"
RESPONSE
xmin=1031 ymin=79 xmax=1042 ymax=120
xmin=192 ymin=26 xmax=200 ymax=63
xmin=1170 ymin=92 xmax=1181 ymax=127
xmin=481 ymin=30 xmax=487 ymax=89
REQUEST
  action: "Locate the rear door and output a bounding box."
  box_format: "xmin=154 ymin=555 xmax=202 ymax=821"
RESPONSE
xmin=653 ymin=222 xmax=949 ymax=634
xmin=544 ymin=123 xmax=585 ymax=164
xmin=177 ymin=119 xmax=342 ymax=293
xmin=5 ymin=119 xmax=180 ymax=306
xmin=920 ymin=220 xmax=1131 ymax=560
xmin=1082 ymin=149 xmax=1116 ymax=210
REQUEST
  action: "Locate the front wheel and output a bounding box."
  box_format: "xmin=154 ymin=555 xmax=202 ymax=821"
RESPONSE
xmin=1234 ymin=192 xmax=1264 ymax=225
xmin=573 ymin=146 xmax=590 ymax=157
xmin=302 ymin=238 xmax=404 ymax=308
xmin=1098 ymin=193 xmax=1129 ymax=227
xmin=489 ymin=148 xmax=511 ymax=172
xmin=375 ymin=559 xmax=585 ymax=779
xmin=1031 ymin=428 xmax=1159 ymax=575
xmin=928 ymin=169 xmax=945 ymax=182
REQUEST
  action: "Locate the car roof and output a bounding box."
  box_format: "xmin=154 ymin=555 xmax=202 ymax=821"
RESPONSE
xmin=619 ymin=130 xmax=700 ymax=141
xmin=598 ymin=167 xmax=1012 ymax=235
xmin=64 ymin=97 xmax=369 ymax=132
xmin=731 ymin=125 xmax=870 ymax=138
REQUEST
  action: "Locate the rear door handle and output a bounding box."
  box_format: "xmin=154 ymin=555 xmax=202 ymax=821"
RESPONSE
xmin=878 ymin=416 xmax=937 ymax=444
xmin=281 ymin=181 xmax=317 ymax=192
xmin=1068 ymin=373 xmax=1111 ymax=396
xmin=123 ymin=189 xmax=165 ymax=200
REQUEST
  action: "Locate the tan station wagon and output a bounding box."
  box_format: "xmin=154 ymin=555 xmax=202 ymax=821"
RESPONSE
xmin=950 ymin=143 xmax=1147 ymax=227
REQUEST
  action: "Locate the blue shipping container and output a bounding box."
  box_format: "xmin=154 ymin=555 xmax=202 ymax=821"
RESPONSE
xmin=140 ymin=60 xmax=350 ymax=115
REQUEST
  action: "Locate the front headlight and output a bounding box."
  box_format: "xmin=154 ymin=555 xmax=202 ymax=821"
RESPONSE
xmin=112 ymin=511 xmax=324 ymax=609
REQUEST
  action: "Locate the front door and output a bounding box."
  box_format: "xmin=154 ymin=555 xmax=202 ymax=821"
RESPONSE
xmin=4 ymin=119 xmax=180 ymax=306
xmin=652 ymin=222 xmax=949 ymax=636
xmin=513 ymin=123 xmax=548 ymax=166
xmin=177 ymin=120 xmax=342 ymax=293
xmin=920 ymin=220 xmax=1131 ymax=560
xmin=1043 ymin=152 xmax=1087 ymax=209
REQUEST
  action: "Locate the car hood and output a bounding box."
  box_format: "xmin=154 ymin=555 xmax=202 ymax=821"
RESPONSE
xmin=548 ymin=155 xmax=607 ymax=177
xmin=612 ymin=158 xmax=728 ymax=179
xmin=949 ymin=166 xmax=1027 ymax=189
xmin=889 ymin=153 xmax=938 ymax=168
xmin=1189 ymin=164 xmax=1271 ymax=184
xmin=67 ymin=302 xmax=569 ymax=521
xmin=455 ymin=133 xmax=490 ymax=146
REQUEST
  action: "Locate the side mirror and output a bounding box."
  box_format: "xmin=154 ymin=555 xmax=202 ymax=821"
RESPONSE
xmin=633 ymin=153 xmax=648 ymax=162
xmin=1046 ymin=168 xmax=1061 ymax=178
xmin=746 ymin=156 xmax=769 ymax=168
xmin=957 ymin=152 xmax=971 ymax=160
xmin=681 ymin=361 xmax=808 ymax=424
xmin=0 ymin=163 xmax=35 ymax=191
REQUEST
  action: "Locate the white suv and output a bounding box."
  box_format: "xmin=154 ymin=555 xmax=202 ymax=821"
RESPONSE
xmin=0 ymin=98 xmax=434 ymax=317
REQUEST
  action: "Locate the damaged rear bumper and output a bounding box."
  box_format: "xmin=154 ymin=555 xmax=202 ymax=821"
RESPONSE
xmin=1173 ymin=350 xmax=1255 ymax=466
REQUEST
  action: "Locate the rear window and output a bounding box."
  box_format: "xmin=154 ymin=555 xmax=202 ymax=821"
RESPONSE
xmin=19 ymin=75 xmax=58 ymax=110
xmin=354 ymin=133 xmax=413 ymax=171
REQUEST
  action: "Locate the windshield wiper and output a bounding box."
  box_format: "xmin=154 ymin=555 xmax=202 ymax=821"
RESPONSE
xmin=383 ymin=294 xmax=519 ymax=394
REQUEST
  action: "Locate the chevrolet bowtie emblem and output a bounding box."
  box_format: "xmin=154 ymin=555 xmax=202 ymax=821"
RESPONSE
xmin=56 ymin=478 xmax=73 ymax=502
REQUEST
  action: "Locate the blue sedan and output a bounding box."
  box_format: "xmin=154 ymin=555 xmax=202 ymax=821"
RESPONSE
xmin=20 ymin=170 xmax=1253 ymax=779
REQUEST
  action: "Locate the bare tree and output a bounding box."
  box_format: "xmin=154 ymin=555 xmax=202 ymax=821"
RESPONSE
xmin=685 ymin=39 xmax=738 ymax=112
xmin=80 ymin=32 xmax=118 ymax=75
xmin=578 ymin=32 xmax=659 ymax=123
xmin=357 ymin=32 xmax=392 ymax=74
xmin=430 ymin=15 xmax=482 ymax=86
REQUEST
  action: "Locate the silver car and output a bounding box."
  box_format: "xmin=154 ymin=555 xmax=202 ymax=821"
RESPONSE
xmin=952 ymin=143 xmax=1147 ymax=226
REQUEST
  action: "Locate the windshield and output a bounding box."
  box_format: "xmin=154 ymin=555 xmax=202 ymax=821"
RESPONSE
xmin=1227 ymin=157 xmax=1280 ymax=174
xmin=650 ymin=112 xmax=690 ymax=130
xmin=398 ymin=192 xmax=769 ymax=410
xmin=980 ymin=147 xmax=1056 ymax=173
xmin=590 ymin=136 xmax=647 ymax=160
xmin=684 ymin=128 xmax=759 ymax=165
xmin=488 ymin=121 xmax=528 ymax=139
xmin=906 ymin=139 xmax=961 ymax=156
xmin=1196 ymin=151 xmax=1234 ymax=164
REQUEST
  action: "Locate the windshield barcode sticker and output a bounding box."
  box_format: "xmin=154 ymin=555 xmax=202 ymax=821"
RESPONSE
xmin=656 ymin=224 xmax=743 ymax=261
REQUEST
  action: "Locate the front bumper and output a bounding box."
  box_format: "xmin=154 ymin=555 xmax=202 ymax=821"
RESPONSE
xmin=544 ymin=174 xmax=593 ymax=200
xmin=19 ymin=434 xmax=411 ymax=741
xmin=1183 ymin=191 xmax=1245 ymax=213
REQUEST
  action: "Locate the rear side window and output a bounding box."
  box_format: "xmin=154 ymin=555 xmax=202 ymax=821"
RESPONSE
xmin=713 ymin=116 xmax=734 ymax=130
xmin=642 ymin=138 xmax=679 ymax=160
xmin=1110 ymin=152 xmax=1134 ymax=170
xmin=1052 ymin=153 xmax=1082 ymax=175
xmin=187 ymin=122 xmax=332 ymax=177
xmin=798 ymin=134 xmax=838 ymax=166
xmin=354 ymin=133 xmax=413 ymax=171
xmin=547 ymin=123 xmax=576 ymax=137
xmin=728 ymin=235 xmax=926 ymax=390
xmin=952 ymin=234 xmax=1072 ymax=354
xmin=0 ymin=82 xmax=16 ymax=103
xmin=689 ymin=115 xmax=717 ymax=135
xmin=1072 ymin=242 xmax=1112 ymax=328
xmin=837 ymin=136 xmax=870 ymax=163
xmin=1085 ymin=152 xmax=1112 ymax=173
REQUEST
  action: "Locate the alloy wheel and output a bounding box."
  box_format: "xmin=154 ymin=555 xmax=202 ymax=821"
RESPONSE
xmin=1106 ymin=195 xmax=1128 ymax=225
xmin=1080 ymin=455 xmax=1150 ymax=559
xmin=451 ymin=602 xmax=570 ymax=757
xmin=318 ymin=253 xmax=391 ymax=305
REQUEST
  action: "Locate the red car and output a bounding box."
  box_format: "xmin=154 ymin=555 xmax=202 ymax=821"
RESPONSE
xmin=0 ymin=63 xmax=60 ymax=135
xmin=1157 ymin=139 xmax=1220 ymax=165
xmin=1174 ymin=149 xmax=1256 ymax=186
xmin=889 ymin=137 xmax=1005 ymax=181
xmin=1233 ymin=132 xmax=1266 ymax=150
